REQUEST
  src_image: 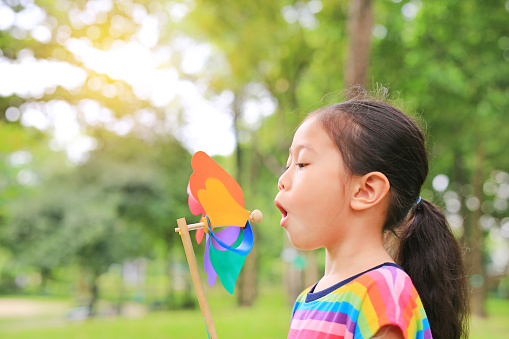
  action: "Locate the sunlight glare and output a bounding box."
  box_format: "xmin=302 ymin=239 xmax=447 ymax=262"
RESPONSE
xmin=0 ymin=54 xmax=87 ymax=98
xmin=14 ymin=3 xmax=46 ymax=30
xmin=7 ymin=150 xmax=33 ymax=167
xmin=0 ymin=3 xmax=16 ymax=30
xmin=242 ymin=83 xmax=277 ymax=130
xmin=66 ymin=38 xmax=177 ymax=107
xmin=5 ymin=107 xmax=21 ymax=122
xmin=45 ymin=100 xmax=80 ymax=143
xmin=20 ymin=102 xmax=51 ymax=130
xmin=172 ymin=36 xmax=211 ymax=73
xmin=78 ymin=99 xmax=114 ymax=126
xmin=176 ymin=83 xmax=236 ymax=156
xmin=136 ymin=15 xmax=159 ymax=48
xmin=19 ymin=100 xmax=98 ymax=164
xmin=66 ymin=136 xmax=98 ymax=164
xmin=0 ymin=0 xmax=267 ymax=157
xmin=31 ymin=24 xmax=52 ymax=43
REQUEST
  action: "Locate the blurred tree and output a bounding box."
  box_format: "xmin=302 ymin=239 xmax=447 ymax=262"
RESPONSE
xmin=1 ymin=129 xmax=192 ymax=313
xmin=0 ymin=0 xmax=157 ymax=120
xmin=0 ymin=128 xmax=56 ymax=290
xmin=344 ymin=0 xmax=373 ymax=88
xmin=371 ymin=0 xmax=509 ymax=317
xmin=0 ymin=0 xmax=195 ymax=309
xmin=72 ymin=129 xmax=193 ymax=313
xmin=1 ymin=143 xmax=142 ymax=314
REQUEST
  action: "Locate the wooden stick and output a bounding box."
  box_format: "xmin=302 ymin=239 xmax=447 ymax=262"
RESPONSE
xmin=174 ymin=209 xmax=263 ymax=233
xmin=177 ymin=218 xmax=218 ymax=339
xmin=177 ymin=222 xmax=226 ymax=233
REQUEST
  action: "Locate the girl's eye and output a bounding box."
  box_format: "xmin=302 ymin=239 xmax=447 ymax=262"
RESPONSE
xmin=282 ymin=163 xmax=308 ymax=172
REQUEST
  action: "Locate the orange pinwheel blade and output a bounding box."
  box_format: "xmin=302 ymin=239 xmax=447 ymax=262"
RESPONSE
xmin=190 ymin=151 xmax=244 ymax=208
xmin=197 ymin=178 xmax=250 ymax=227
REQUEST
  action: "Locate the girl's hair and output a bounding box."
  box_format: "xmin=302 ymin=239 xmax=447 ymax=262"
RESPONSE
xmin=309 ymin=95 xmax=469 ymax=339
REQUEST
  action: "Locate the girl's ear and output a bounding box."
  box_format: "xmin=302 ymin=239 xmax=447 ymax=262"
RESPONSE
xmin=350 ymin=172 xmax=390 ymax=211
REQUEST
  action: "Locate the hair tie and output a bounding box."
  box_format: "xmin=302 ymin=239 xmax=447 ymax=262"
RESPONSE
xmin=416 ymin=196 xmax=422 ymax=204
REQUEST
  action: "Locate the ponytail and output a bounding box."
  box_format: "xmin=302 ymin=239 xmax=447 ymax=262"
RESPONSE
xmin=395 ymin=199 xmax=469 ymax=339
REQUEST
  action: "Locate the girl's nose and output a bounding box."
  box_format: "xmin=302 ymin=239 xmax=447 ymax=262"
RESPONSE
xmin=278 ymin=177 xmax=285 ymax=191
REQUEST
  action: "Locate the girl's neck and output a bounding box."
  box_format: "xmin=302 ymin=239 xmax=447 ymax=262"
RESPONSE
xmin=315 ymin=230 xmax=394 ymax=292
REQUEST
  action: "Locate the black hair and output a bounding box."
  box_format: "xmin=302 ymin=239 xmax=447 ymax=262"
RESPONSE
xmin=310 ymin=96 xmax=469 ymax=339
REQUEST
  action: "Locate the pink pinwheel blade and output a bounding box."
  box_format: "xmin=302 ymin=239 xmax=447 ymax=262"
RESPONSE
xmin=187 ymin=182 xmax=206 ymax=244
xmin=195 ymin=229 xmax=205 ymax=244
xmin=187 ymin=183 xmax=205 ymax=216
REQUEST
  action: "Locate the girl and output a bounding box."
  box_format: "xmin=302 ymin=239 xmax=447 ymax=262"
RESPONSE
xmin=274 ymin=97 xmax=469 ymax=339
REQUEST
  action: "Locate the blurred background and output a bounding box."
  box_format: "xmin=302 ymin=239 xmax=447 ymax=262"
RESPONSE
xmin=0 ymin=0 xmax=508 ymax=338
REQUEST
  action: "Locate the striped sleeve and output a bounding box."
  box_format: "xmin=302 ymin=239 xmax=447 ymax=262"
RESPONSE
xmin=355 ymin=266 xmax=432 ymax=339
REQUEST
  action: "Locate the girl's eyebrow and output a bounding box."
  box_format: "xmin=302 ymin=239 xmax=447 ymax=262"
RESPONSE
xmin=289 ymin=144 xmax=315 ymax=154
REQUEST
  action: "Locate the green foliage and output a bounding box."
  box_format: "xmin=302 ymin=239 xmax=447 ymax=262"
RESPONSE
xmin=372 ymin=0 xmax=509 ymax=174
xmin=0 ymin=128 xmax=192 ymax=294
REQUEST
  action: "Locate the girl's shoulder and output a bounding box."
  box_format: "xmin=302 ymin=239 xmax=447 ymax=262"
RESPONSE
xmin=354 ymin=263 xmax=421 ymax=304
xmin=355 ymin=262 xmax=414 ymax=291
xmin=302 ymin=262 xmax=416 ymax=303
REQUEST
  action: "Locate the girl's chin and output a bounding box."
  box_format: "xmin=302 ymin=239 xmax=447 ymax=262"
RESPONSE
xmin=285 ymin=231 xmax=320 ymax=251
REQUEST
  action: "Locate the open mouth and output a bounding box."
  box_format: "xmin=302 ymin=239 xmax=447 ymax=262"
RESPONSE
xmin=274 ymin=201 xmax=288 ymax=227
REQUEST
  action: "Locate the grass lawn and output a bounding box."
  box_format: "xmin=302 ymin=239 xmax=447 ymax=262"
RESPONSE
xmin=470 ymin=298 xmax=509 ymax=339
xmin=0 ymin=290 xmax=508 ymax=339
xmin=0 ymin=288 xmax=291 ymax=339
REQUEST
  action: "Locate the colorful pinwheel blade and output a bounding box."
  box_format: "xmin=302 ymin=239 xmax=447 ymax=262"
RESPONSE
xmin=204 ymin=234 xmax=217 ymax=286
xmin=187 ymin=182 xmax=205 ymax=216
xmin=208 ymin=222 xmax=253 ymax=294
xmin=195 ymin=228 xmax=205 ymax=245
xmin=190 ymin=151 xmax=245 ymax=208
xmin=187 ymin=182 xmax=206 ymax=244
xmin=203 ymin=226 xmax=241 ymax=288
xmin=197 ymin=178 xmax=250 ymax=227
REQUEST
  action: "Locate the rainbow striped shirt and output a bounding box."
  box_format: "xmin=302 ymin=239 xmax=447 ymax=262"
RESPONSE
xmin=288 ymin=263 xmax=432 ymax=339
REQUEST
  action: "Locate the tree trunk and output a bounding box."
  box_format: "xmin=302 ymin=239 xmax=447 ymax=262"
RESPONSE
xmin=453 ymin=150 xmax=469 ymax=247
xmin=237 ymin=242 xmax=258 ymax=306
xmin=284 ymin=260 xmax=304 ymax=306
xmin=470 ymin=145 xmax=486 ymax=317
xmin=344 ymin=0 xmax=373 ymax=89
xmin=115 ymin=265 xmax=125 ymax=315
xmin=233 ymin=91 xmax=258 ymax=306
xmin=39 ymin=267 xmax=50 ymax=294
xmin=304 ymin=251 xmax=320 ymax=289
xmin=88 ymin=274 xmax=99 ymax=317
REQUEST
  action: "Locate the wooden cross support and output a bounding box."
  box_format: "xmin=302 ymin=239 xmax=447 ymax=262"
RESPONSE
xmin=174 ymin=210 xmax=263 ymax=233
xmin=176 ymin=218 xmax=218 ymax=339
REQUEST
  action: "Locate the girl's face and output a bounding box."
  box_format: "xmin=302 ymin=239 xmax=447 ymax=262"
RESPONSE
xmin=274 ymin=116 xmax=353 ymax=250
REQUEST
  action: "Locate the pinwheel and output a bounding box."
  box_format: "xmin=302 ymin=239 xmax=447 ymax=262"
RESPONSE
xmin=175 ymin=151 xmax=263 ymax=339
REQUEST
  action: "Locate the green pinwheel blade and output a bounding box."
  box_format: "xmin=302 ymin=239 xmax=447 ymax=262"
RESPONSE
xmin=209 ymin=228 xmax=246 ymax=294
